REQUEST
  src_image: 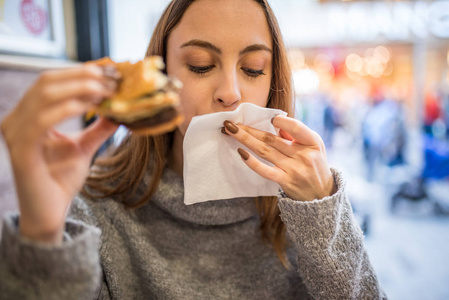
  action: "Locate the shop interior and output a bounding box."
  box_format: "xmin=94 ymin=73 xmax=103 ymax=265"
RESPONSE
xmin=0 ymin=0 xmax=448 ymax=299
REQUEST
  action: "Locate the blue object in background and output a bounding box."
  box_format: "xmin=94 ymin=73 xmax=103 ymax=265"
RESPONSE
xmin=422 ymin=135 xmax=449 ymax=179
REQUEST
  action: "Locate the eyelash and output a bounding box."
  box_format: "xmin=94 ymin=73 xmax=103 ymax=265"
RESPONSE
xmin=242 ymin=67 xmax=265 ymax=77
xmin=188 ymin=65 xmax=265 ymax=77
xmin=188 ymin=65 xmax=214 ymax=74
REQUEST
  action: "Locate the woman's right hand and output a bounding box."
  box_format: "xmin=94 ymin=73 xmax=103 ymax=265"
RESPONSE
xmin=0 ymin=65 xmax=120 ymax=245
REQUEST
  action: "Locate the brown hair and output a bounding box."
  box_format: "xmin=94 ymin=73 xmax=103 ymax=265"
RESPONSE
xmin=84 ymin=0 xmax=293 ymax=267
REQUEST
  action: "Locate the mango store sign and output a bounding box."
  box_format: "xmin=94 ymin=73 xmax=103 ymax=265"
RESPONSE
xmin=279 ymin=1 xmax=449 ymax=47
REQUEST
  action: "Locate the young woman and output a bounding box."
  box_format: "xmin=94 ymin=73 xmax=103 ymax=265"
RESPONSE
xmin=0 ymin=0 xmax=386 ymax=299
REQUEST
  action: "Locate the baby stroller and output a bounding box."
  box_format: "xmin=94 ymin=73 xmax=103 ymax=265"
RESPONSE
xmin=390 ymin=134 xmax=449 ymax=215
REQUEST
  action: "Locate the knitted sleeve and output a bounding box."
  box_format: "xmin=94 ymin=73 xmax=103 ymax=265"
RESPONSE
xmin=277 ymin=168 xmax=387 ymax=300
xmin=0 ymin=196 xmax=105 ymax=300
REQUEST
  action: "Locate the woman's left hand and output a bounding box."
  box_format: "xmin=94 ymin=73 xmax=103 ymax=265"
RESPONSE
xmin=223 ymin=115 xmax=337 ymax=202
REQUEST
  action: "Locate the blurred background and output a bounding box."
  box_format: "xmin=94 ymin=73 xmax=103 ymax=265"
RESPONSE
xmin=0 ymin=0 xmax=448 ymax=299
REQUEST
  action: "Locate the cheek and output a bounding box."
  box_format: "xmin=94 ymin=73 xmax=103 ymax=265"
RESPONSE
xmin=245 ymin=77 xmax=271 ymax=107
xmin=252 ymin=88 xmax=270 ymax=107
xmin=176 ymin=90 xmax=195 ymax=135
xmin=166 ymin=60 xmax=205 ymax=135
xmin=176 ymin=78 xmax=211 ymax=136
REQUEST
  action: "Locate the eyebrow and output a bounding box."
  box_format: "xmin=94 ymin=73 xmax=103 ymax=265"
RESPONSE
xmin=239 ymin=44 xmax=272 ymax=56
xmin=180 ymin=39 xmax=272 ymax=56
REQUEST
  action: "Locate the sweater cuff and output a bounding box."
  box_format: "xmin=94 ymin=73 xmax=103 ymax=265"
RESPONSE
xmin=1 ymin=213 xmax=102 ymax=282
xmin=277 ymin=168 xmax=363 ymax=249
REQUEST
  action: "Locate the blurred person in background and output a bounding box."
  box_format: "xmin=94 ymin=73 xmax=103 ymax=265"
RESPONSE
xmin=322 ymin=96 xmax=339 ymax=149
xmin=444 ymin=93 xmax=449 ymax=139
xmin=0 ymin=0 xmax=386 ymax=299
xmin=424 ymin=90 xmax=442 ymax=137
xmin=362 ymin=88 xmax=406 ymax=181
xmin=295 ymin=92 xmax=339 ymax=149
xmin=391 ymin=87 xmax=449 ymax=214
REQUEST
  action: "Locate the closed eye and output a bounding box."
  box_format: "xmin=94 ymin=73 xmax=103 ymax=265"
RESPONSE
xmin=242 ymin=67 xmax=265 ymax=77
xmin=188 ymin=65 xmax=215 ymax=74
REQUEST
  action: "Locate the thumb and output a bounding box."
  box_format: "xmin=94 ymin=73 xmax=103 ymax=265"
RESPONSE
xmin=77 ymin=117 xmax=119 ymax=157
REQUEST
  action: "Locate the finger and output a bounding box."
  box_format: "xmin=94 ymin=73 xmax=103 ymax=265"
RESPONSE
xmin=77 ymin=117 xmax=118 ymax=157
xmin=35 ymin=99 xmax=94 ymax=135
xmin=237 ymin=148 xmax=285 ymax=183
xmin=223 ymin=120 xmax=288 ymax=169
xmin=238 ymin=124 xmax=294 ymax=157
xmin=46 ymin=128 xmax=66 ymax=140
xmin=41 ymin=78 xmax=115 ymax=106
xmin=279 ymin=128 xmax=294 ymax=141
xmin=39 ymin=65 xmax=103 ymax=83
xmin=272 ymin=115 xmax=321 ymax=146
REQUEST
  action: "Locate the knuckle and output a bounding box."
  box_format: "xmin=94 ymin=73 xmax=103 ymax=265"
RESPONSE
xmin=82 ymin=80 xmax=102 ymax=93
xmin=82 ymin=65 xmax=103 ymax=77
xmin=256 ymin=144 xmax=272 ymax=158
xmin=261 ymin=133 xmax=276 ymax=145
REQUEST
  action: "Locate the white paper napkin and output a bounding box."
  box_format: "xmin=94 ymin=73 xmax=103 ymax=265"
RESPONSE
xmin=183 ymin=103 xmax=287 ymax=205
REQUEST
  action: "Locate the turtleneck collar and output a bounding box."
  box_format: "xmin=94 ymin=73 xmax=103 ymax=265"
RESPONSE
xmin=147 ymin=167 xmax=258 ymax=226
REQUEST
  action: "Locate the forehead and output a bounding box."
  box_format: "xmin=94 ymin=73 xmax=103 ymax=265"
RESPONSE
xmin=169 ymin=0 xmax=272 ymax=50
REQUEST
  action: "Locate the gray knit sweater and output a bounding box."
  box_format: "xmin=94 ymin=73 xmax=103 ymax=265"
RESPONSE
xmin=0 ymin=167 xmax=386 ymax=300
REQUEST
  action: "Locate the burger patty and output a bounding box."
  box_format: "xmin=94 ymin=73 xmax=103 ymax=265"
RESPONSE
xmin=112 ymin=106 xmax=178 ymax=129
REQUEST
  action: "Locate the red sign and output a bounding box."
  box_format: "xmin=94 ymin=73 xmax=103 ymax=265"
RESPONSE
xmin=20 ymin=0 xmax=48 ymax=35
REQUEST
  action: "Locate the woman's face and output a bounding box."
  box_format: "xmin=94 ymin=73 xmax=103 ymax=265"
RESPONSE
xmin=166 ymin=0 xmax=273 ymax=136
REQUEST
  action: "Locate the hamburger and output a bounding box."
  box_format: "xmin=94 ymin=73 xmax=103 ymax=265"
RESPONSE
xmin=90 ymin=56 xmax=183 ymax=136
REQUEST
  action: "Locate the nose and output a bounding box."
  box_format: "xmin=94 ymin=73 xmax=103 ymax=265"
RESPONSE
xmin=214 ymin=70 xmax=241 ymax=108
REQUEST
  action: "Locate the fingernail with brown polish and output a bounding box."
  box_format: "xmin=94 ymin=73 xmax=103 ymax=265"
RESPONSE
xmin=224 ymin=120 xmax=238 ymax=134
xmin=238 ymin=148 xmax=249 ymax=161
xmin=221 ymin=127 xmax=229 ymax=135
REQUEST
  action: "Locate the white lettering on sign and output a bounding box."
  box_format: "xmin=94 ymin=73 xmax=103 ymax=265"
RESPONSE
xmin=428 ymin=1 xmax=449 ymax=38
xmin=329 ymin=1 xmax=449 ymax=42
xmin=277 ymin=0 xmax=449 ymax=47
